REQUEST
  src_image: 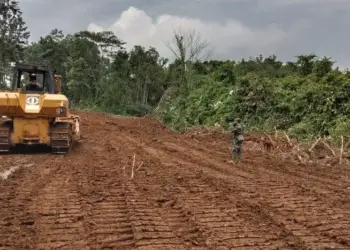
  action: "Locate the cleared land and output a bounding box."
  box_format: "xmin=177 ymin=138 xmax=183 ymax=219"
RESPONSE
xmin=0 ymin=111 xmax=349 ymax=250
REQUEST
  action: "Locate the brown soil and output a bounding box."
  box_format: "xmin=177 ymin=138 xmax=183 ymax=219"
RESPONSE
xmin=0 ymin=111 xmax=350 ymax=250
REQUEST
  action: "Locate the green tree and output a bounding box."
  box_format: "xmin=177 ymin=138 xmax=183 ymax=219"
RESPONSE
xmin=129 ymin=45 xmax=166 ymax=107
xmin=24 ymin=29 xmax=66 ymax=73
xmin=295 ymin=53 xmax=317 ymax=76
xmin=0 ymin=0 xmax=30 ymax=86
xmin=4 ymin=5 xmax=348 ymax=140
xmin=313 ymin=56 xmax=334 ymax=78
xmin=63 ymin=35 xmax=102 ymax=103
xmin=75 ymin=30 xmax=125 ymax=57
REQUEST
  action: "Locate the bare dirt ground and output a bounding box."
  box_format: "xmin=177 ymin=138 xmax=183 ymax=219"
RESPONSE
xmin=0 ymin=111 xmax=350 ymax=250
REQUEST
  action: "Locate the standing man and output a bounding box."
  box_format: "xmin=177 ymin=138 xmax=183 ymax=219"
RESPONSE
xmin=231 ymin=118 xmax=244 ymax=161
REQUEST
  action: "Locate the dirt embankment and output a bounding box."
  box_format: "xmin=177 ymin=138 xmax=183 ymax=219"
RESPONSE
xmin=0 ymin=111 xmax=349 ymax=250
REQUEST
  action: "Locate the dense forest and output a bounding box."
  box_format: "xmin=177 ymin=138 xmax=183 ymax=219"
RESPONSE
xmin=1 ymin=0 xmax=350 ymax=139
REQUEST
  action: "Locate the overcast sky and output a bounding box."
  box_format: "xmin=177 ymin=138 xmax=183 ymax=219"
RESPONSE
xmin=19 ymin=0 xmax=350 ymax=68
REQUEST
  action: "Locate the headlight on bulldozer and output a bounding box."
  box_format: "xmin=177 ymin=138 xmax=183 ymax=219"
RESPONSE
xmin=56 ymin=107 xmax=65 ymax=116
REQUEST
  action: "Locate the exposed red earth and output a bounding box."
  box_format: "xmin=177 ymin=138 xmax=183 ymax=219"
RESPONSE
xmin=0 ymin=111 xmax=349 ymax=249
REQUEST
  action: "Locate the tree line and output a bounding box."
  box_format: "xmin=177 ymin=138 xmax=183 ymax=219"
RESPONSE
xmin=1 ymin=0 xmax=350 ymax=139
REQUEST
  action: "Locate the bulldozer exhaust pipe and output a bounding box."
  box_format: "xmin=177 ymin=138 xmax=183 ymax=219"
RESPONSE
xmin=54 ymin=75 xmax=62 ymax=94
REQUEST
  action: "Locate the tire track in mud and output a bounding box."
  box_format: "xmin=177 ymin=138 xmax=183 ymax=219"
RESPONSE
xmin=2 ymin=111 xmax=350 ymax=250
xmin=161 ymin=140 xmax=350 ymax=248
xmin=83 ymin=165 xmax=135 ymax=249
xmin=141 ymin=179 xmax=209 ymax=250
xmin=105 ymin=136 xmax=208 ymax=249
xmin=163 ymin=139 xmax=350 ymax=208
xmin=1 ymin=134 xmax=92 ymax=249
xmin=177 ymin=140 xmax=350 ymax=210
xmin=171 ymin=138 xmax=350 ymax=195
xmin=31 ymin=160 xmax=90 ymax=250
xmin=60 ymin=113 xmax=350 ymax=249
xmin=19 ymin=140 xmax=92 ymax=250
xmin=81 ymin=138 xmax=192 ymax=250
xmin=67 ymin=130 xmax=137 ymax=249
xmin=113 ymin=134 xmax=301 ymax=249
xmin=136 ymin=173 xmax=294 ymax=250
xmin=131 ymin=124 xmax=350 ymax=196
xmin=120 ymin=134 xmax=350 ymax=249
xmin=181 ymin=135 xmax=350 ymax=188
xmin=0 ymin=155 xmax=62 ymax=249
xmin=124 ymin=181 xmax=190 ymax=250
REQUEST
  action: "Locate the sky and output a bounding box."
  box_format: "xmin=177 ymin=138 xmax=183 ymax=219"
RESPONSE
xmin=18 ymin=0 xmax=350 ymax=69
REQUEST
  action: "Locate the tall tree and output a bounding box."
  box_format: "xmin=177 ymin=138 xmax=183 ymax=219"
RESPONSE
xmin=129 ymin=45 xmax=166 ymax=106
xmin=295 ymin=53 xmax=317 ymax=76
xmin=24 ymin=29 xmax=66 ymax=73
xmin=0 ymin=0 xmax=30 ymax=86
xmin=75 ymin=30 xmax=125 ymax=58
xmin=165 ymin=27 xmax=211 ymax=91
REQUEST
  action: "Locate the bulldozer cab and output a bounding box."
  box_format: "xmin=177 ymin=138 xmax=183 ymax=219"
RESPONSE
xmin=11 ymin=63 xmax=59 ymax=94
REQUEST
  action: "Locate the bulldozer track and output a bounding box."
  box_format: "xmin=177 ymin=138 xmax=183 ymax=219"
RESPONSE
xmin=84 ymin=167 xmax=136 ymax=249
xmin=31 ymin=166 xmax=90 ymax=250
xmin=83 ymin=143 xmax=191 ymax=249
xmin=124 ymin=182 xmax=188 ymax=249
xmin=118 ymin=134 xmax=350 ymax=249
xmin=0 ymin=120 xmax=74 ymax=154
xmin=0 ymin=121 xmax=11 ymax=153
xmin=131 ymin=170 xmax=294 ymax=249
xmin=50 ymin=122 xmax=73 ymax=154
xmin=0 ymin=111 xmax=349 ymax=250
xmin=0 ymin=155 xmax=63 ymax=249
xmin=165 ymin=142 xmax=350 ymax=209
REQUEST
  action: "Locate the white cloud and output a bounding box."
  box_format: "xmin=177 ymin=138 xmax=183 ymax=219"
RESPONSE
xmin=87 ymin=6 xmax=293 ymax=61
xmin=87 ymin=23 xmax=104 ymax=33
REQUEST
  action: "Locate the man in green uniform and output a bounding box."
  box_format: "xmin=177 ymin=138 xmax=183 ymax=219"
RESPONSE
xmin=231 ymin=118 xmax=244 ymax=161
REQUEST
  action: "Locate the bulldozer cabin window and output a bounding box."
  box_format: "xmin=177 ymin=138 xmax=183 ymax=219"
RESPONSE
xmin=19 ymin=71 xmax=49 ymax=93
xmin=0 ymin=66 xmax=13 ymax=91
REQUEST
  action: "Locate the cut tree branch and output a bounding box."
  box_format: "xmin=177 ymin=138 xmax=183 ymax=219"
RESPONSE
xmin=339 ymin=136 xmax=344 ymax=164
xmin=130 ymin=153 xmax=136 ymax=179
xmin=308 ymin=137 xmax=321 ymax=152
xmin=320 ymin=141 xmax=336 ymax=156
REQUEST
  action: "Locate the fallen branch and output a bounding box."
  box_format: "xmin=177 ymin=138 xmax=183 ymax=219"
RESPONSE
xmin=274 ymin=127 xmax=278 ymax=138
xmin=320 ymin=141 xmax=336 ymax=156
xmin=344 ymin=138 xmax=350 ymax=149
xmin=241 ymin=130 xmax=350 ymax=167
xmin=130 ymin=154 xmax=144 ymax=179
xmin=135 ymin=162 xmax=143 ymax=172
xmin=283 ymin=132 xmax=292 ymax=146
xmin=295 ymin=154 xmax=304 ymax=163
xmin=130 ymin=153 xmax=136 ymax=179
xmin=340 ymin=136 xmax=344 ymax=165
xmin=264 ymin=133 xmax=274 ymax=144
xmin=308 ymin=137 xmax=321 ymax=153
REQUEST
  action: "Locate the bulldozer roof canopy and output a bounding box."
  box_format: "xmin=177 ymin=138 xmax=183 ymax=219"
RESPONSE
xmin=14 ymin=63 xmax=52 ymax=74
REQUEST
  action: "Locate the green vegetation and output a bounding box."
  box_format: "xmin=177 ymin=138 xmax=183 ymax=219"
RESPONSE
xmin=1 ymin=1 xmax=350 ymax=139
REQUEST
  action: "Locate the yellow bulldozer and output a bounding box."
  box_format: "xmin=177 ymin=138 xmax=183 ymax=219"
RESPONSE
xmin=0 ymin=63 xmax=81 ymax=154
